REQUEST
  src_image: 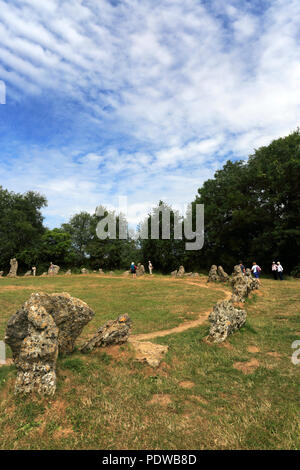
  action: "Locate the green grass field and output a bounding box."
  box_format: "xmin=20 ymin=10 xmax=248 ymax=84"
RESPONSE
xmin=0 ymin=274 xmax=299 ymax=450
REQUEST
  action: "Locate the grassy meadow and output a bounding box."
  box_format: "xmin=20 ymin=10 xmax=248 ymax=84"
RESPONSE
xmin=0 ymin=273 xmax=299 ymax=450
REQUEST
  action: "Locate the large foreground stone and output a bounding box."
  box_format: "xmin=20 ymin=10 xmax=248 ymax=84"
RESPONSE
xmin=80 ymin=314 xmax=132 ymax=353
xmin=5 ymin=292 xmax=95 ymax=394
xmin=208 ymin=299 xmax=247 ymax=343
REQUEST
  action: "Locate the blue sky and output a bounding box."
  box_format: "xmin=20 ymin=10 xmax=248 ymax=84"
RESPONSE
xmin=0 ymin=0 xmax=300 ymax=228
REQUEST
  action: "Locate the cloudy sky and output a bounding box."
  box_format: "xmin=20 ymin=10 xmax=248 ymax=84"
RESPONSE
xmin=0 ymin=0 xmax=299 ymax=227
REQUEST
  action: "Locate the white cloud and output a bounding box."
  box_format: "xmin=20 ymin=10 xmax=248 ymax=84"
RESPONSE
xmin=0 ymin=0 xmax=299 ymax=226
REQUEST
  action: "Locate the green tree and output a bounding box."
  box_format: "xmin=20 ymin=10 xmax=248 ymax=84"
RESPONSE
xmin=0 ymin=187 xmax=47 ymax=271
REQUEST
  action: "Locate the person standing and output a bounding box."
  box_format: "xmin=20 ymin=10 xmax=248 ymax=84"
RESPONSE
xmin=130 ymin=262 xmax=137 ymax=278
xmin=277 ymin=262 xmax=284 ymax=280
xmin=251 ymin=262 xmax=261 ymax=283
xmin=271 ymin=262 xmax=277 ymax=280
xmin=148 ymin=260 xmax=153 ymax=275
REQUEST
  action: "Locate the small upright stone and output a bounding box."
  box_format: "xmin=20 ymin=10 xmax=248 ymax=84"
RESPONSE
xmin=207 ymin=265 xmax=219 ymax=282
xmin=7 ymin=258 xmax=18 ymax=277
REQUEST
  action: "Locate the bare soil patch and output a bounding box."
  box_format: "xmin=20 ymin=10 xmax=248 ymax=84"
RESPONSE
xmin=233 ymin=358 xmax=260 ymax=374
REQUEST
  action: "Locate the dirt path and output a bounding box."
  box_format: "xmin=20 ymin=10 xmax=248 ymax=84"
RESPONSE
xmin=130 ymin=279 xmax=232 ymax=341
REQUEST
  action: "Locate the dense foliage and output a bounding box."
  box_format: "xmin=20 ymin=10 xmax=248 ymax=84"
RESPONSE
xmin=0 ymin=130 xmax=299 ymax=274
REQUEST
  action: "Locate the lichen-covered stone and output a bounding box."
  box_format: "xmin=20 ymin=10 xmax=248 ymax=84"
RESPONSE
xmin=230 ymin=265 xmax=259 ymax=302
xmin=129 ymin=340 xmax=168 ymax=367
xmin=136 ymin=263 xmax=145 ymax=276
xmin=217 ymin=266 xmax=229 ymax=282
xmin=177 ymin=266 xmax=185 ymax=277
xmin=208 ymin=299 xmax=247 ymax=343
xmin=5 ymin=292 xmax=95 ymax=394
xmin=207 ymin=265 xmax=219 ymax=282
xmin=7 ymin=258 xmax=18 ymax=277
xmin=48 ymin=264 xmax=60 ymax=276
xmin=80 ymin=314 xmax=132 ymax=353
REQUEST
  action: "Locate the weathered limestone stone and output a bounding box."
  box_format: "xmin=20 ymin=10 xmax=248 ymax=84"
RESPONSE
xmin=123 ymin=270 xmax=130 ymax=276
xmin=98 ymin=268 xmax=104 ymax=274
xmin=171 ymin=270 xmax=177 ymax=277
xmin=207 ymin=265 xmax=219 ymax=282
xmin=217 ymin=266 xmax=229 ymax=282
xmin=0 ymin=271 xmax=3 ymax=277
xmin=5 ymin=292 xmax=95 ymax=394
xmin=130 ymin=340 xmax=168 ymax=367
xmin=208 ymin=299 xmax=247 ymax=343
xmin=80 ymin=314 xmax=132 ymax=353
xmin=24 ymin=270 xmax=32 ymax=277
xmin=230 ymin=265 xmax=258 ymax=302
xmin=191 ymin=272 xmax=200 ymax=278
xmin=136 ymin=263 xmax=145 ymax=276
xmin=177 ymin=265 xmax=185 ymax=277
xmin=7 ymin=258 xmax=18 ymax=277
xmin=48 ymin=264 xmax=60 ymax=276
xmin=184 ymin=272 xmax=193 ymax=277
xmin=81 ymin=268 xmax=89 ymax=274
xmin=65 ymin=269 xmax=72 ymax=275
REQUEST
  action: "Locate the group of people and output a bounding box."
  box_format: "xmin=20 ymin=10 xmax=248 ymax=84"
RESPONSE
xmin=239 ymin=260 xmax=284 ymax=281
xmin=271 ymin=261 xmax=284 ymax=280
xmin=130 ymin=261 xmax=153 ymax=278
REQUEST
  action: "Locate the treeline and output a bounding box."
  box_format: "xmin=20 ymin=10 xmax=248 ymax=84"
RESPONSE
xmin=0 ymin=130 xmax=299 ymax=276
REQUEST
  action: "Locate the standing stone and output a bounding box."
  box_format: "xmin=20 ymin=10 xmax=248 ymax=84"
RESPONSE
xmin=0 ymin=271 xmax=3 ymax=277
xmin=5 ymin=292 xmax=95 ymax=394
xmin=136 ymin=263 xmax=145 ymax=276
xmin=208 ymin=299 xmax=247 ymax=343
xmin=81 ymin=268 xmax=89 ymax=274
xmin=191 ymin=272 xmax=200 ymax=278
xmin=32 ymin=266 xmax=37 ymax=276
xmin=7 ymin=258 xmax=18 ymax=277
xmin=65 ymin=269 xmax=72 ymax=275
xmin=217 ymin=266 xmax=229 ymax=282
xmin=207 ymin=265 xmax=219 ymax=282
xmin=171 ymin=270 xmax=177 ymax=277
xmin=24 ymin=270 xmax=32 ymax=277
xmin=80 ymin=314 xmax=132 ymax=353
xmin=48 ymin=263 xmax=60 ymax=276
xmin=98 ymin=268 xmax=104 ymax=274
xmin=177 ymin=266 xmax=185 ymax=277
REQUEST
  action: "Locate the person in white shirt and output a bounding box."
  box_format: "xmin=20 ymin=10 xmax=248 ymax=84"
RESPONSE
xmin=277 ymin=262 xmax=283 ymax=281
xmin=271 ymin=261 xmax=277 ymax=280
xmin=251 ymin=262 xmax=261 ymax=283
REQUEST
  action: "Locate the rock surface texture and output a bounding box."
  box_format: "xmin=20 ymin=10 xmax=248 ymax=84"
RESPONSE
xmin=207 ymin=265 xmax=219 ymax=282
xmin=80 ymin=314 xmax=132 ymax=353
xmin=208 ymin=300 xmax=247 ymax=343
xmin=5 ymin=292 xmax=95 ymax=394
xmin=7 ymin=258 xmax=18 ymax=277
xmin=130 ymin=340 xmax=168 ymax=367
xmin=230 ymin=265 xmax=259 ymax=302
xmin=136 ymin=263 xmax=145 ymax=276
